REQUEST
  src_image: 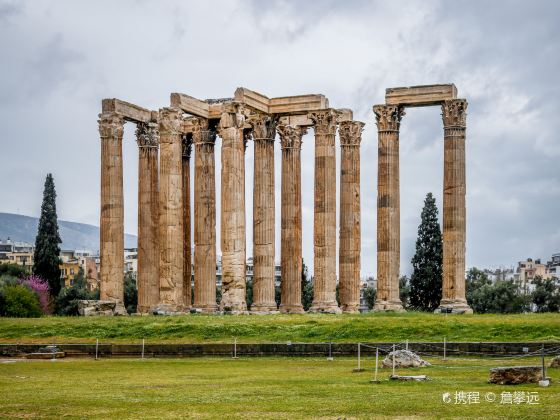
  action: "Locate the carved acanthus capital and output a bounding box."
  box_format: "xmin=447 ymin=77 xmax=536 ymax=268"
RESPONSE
xmin=442 ymin=99 xmax=467 ymax=127
xmin=277 ymin=124 xmax=307 ymax=150
xmin=158 ymin=107 xmax=182 ymax=138
xmin=247 ymin=112 xmax=277 ymax=141
xmin=219 ymin=102 xmax=245 ymax=130
xmin=309 ymin=109 xmax=338 ymax=136
xmin=136 ymin=122 xmax=159 ymax=148
xmin=339 ymin=121 xmax=365 ymax=146
xmin=373 ymin=105 xmax=405 ymax=132
xmin=98 ymin=112 xmax=124 ymax=139
xmin=181 ymin=134 xmax=192 ymax=159
xmin=192 ymin=118 xmax=216 ymax=146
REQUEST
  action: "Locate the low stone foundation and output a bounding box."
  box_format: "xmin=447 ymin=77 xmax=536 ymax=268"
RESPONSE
xmin=78 ymin=300 xmax=127 ymax=316
xmin=489 ymin=366 xmax=543 ymax=385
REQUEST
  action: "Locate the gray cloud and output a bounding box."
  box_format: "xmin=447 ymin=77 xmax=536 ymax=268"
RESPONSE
xmin=0 ymin=0 xmax=558 ymax=278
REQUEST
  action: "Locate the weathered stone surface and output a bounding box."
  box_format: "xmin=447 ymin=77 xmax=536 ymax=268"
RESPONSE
xmin=382 ymin=350 xmax=431 ymax=368
xmin=192 ymin=118 xmax=218 ymax=313
xmin=219 ymin=102 xmax=247 ymax=313
xmin=158 ymin=107 xmax=185 ymax=312
xmin=136 ymin=122 xmax=160 ymax=313
xmin=78 ymin=300 xmax=127 ymax=316
xmin=98 ymin=112 xmax=125 ymax=303
xmin=489 ymin=366 xmax=543 ymax=385
xmin=278 ymin=124 xmax=306 ymax=314
xmin=439 ymin=99 xmax=472 ymax=314
xmin=549 ymin=355 xmax=560 ymax=368
xmin=385 ymin=84 xmax=457 ymax=107
xmin=248 ymin=112 xmax=278 ymax=314
xmin=26 ymin=345 xmax=66 ymax=359
xmin=309 ymin=109 xmax=340 ymax=314
xmin=102 ymin=98 xmax=152 ymax=123
xmin=373 ymin=105 xmax=405 ymax=312
xmin=338 ymin=120 xmax=364 ymax=313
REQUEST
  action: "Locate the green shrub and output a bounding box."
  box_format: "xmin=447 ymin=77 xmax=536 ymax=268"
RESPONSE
xmin=0 ymin=263 xmax=29 ymax=278
xmin=124 ymin=273 xmax=137 ymax=314
xmin=0 ymin=284 xmax=42 ymax=317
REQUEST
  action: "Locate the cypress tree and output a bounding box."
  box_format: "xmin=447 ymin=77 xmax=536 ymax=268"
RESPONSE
xmin=33 ymin=174 xmax=62 ymax=297
xmin=409 ymin=193 xmax=443 ymax=311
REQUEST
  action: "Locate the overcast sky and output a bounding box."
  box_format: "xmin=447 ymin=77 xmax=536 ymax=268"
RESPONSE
xmin=1 ymin=0 xmax=559 ymax=277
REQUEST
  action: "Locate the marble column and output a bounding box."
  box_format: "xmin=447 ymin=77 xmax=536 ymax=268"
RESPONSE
xmin=182 ymin=134 xmax=192 ymax=311
xmin=157 ymin=107 xmax=184 ymax=313
xmin=309 ymin=109 xmax=341 ymax=313
xmin=373 ymin=105 xmax=405 ymax=312
xmin=218 ymin=102 xmax=247 ymax=313
xmin=248 ymin=113 xmax=278 ymax=313
xmin=439 ymin=99 xmax=472 ymax=313
xmin=98 ymin=112 xmax=125 ymax=303
xmin=193 ymin=118 xmax=218 ymax=312
xmin=136 ymin=122 xmax=160 ymax=313
xmin=338 ymin=120 xmax=364 ymax=313
xmin=278 ymin=124 xmax=306 ymax=314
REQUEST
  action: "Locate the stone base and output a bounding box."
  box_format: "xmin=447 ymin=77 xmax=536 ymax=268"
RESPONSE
xmin=78 ymin=300 xmax=127 ymax=316
xmin=489 ymin=366 xmax=543 ymax=385
xmin=309 ymin=301 xmax=342 ymax=314
xmin=250 ymin=303 xmax=279 ymax=314
xmin=192 ymin=304 xmax=218 ymax=314
xmin=550 ymin=355 xmax=560 ymax=368
xmin=436 ymin=299 xmax=473 ymax=314
xmin=382 ymin=350 xmax=431 ymax=368
xmin=373 ymin=300 xmax=405 ymax=312
xmin=279 ymin=304 xmax=305 ymax=314
xmin=151 ymin=304 xmax=185 ymax=315
xmin=341 ymin=304 xmax=360 ymax=314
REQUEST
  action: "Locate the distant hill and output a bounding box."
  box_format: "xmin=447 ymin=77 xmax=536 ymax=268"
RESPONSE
xmin=0 ymin=212 xmax=137 ymax=251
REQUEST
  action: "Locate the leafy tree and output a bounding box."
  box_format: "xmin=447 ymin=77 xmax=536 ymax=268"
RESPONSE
xmin=468 ymin=279 xmax=530 ymax=314
xmin=466 ymin=267 xmax=492 ymax=298
xmin=399 ymin=276 xmax=411 ymax=308
xmin=33 ymin=174 xmax=62 ymax=297
xmin=0 ymin=284 xmax=42 ymax=317
xmin=19 ymin=275 xmax=50 ymax=314
xmin=245 ymin=279 xmax=253 ymax=310
xmin=124 ymin=273 xmax=138 ymax=314
xmin=301 ymin=259 xmax=313 ymax=311
xmin=531 ymin=276 xmax=560 ymax=313
xmin=216 ymin=286 xmax=222 ymax=305
xmin=364 ymin=287 xmax=376 ymax=310
xmin=409 ymin=193 xmax=443 ymax=311
xmin=55 ymin=269 xmax=99 ymax=316
xmin=0 ymin=263 xmax=29 ymax=278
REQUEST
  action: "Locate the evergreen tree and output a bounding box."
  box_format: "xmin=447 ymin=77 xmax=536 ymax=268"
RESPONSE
xmin=301 ymin=259 xmax=313 ymax=311
xmin=409 ymin=193 xmax=443 ymax=311
xmin=33 ymin=174 xmax=62 ymax=298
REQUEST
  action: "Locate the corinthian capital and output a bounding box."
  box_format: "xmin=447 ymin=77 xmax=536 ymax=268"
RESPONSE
xmin=339 ymin=120 xmax=365 ymax=146
xmin=98 ymin=112 xmax=124 ymax=139
xmin=219 ymin=102 xmax=245 ymax=130
xmin=247 ymin=112 xmax=277 ymax=141
xmin=277 ymin=124 xmax=307 ymax=150
xmin=182 ymin=134 xmax=192 ymax=159
xmin=192 ymin=118 xmax=216 ymax=146
xmin=309 ymin=109 xmax=338 ymax=136
xmin=136 ymin=122 xmax=159 ymax=148
xmin=442 ymin=99 xmax=468 ymax=127
xmin=373 ymin=105 xmax=405 ymax=132
xmin=158 ymin=107 xmax=182 ymax=137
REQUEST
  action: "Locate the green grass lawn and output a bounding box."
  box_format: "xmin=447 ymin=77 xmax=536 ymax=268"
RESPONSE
xmin=0 ymin=312 xmax=558 ymax=344
xmin=0 ymin=356 xmax=558 ymax=419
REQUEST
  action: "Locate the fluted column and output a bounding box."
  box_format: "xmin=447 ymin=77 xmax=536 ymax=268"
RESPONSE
xmin=278 ymin=125 xmax=306 ymax=314
xmin=182 ymin=135 xmax=192 ymax=311
xmin=309 ymin=109 xmax=340 ymax=313
xmin=136 ymin=122 xmax=160 ymax=313
xmin=99 ymin=112 xmax=125 ymax=303
xmin=157 ymin=107 xmax=184 ymax=313
xmin=193 ymin=118 xmax=218 ymax=312
xmin=439 ymin=99 xmax=472 ymax=313
xmin=338 ymin=120 xmax=364 ymax=313
xmin=218 ymin=102 xmax=247 ymax=313
xmin=373 ymin=105 xmax=404 ymax=311
xmin=248 ymin=113 xmax=278 ymax=313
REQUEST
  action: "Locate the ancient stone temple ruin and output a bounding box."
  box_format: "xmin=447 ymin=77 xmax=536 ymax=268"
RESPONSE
xmin=99 ymin=88 xmax=362 ymax=314
xmin=97 ymin=84 xmax=471 ymax=315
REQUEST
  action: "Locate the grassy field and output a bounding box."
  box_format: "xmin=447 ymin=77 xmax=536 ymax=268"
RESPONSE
xmin=0 ymin=312 xmax=558 ymax=344
xmin=0 ymin=356 xmax=558 ymax=419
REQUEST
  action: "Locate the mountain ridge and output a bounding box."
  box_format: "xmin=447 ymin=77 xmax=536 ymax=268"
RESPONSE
xmin=0 ymin=212 xmax=137 ymax=251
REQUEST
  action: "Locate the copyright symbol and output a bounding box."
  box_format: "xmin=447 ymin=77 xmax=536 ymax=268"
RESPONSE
xmin=485 ymin=392 xmax=496 ymax=402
